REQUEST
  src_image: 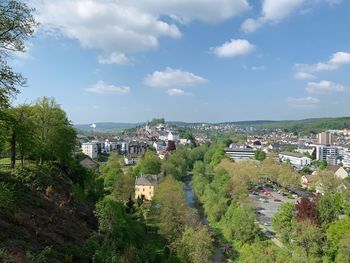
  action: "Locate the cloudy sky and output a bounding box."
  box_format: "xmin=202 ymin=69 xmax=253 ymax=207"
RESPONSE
xmin=12 ymin=0 xmax=350 ymax=123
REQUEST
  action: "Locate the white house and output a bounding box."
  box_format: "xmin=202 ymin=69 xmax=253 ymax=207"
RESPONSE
xmin=124 ymin=153 xmax=140 ymax=165
xmin=279 ymin=152 xmax=311 ymax=168
xmin=343 ymin=148 xmax=350 ymax=170
xmin=82 ymin=142 xmax=98 ymax=159
xmin=153 ymin=141 xmax=167 ymax=152
xmin=168 ymin=131 xmax=180 ymax=142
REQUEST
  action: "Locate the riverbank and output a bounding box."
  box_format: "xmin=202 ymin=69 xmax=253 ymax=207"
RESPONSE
xmin=183 ymin=174 xmax=225 ymax=263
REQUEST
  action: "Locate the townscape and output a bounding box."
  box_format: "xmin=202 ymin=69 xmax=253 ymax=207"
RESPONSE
xmin=1 ymin=0 xmax=350 ymax=262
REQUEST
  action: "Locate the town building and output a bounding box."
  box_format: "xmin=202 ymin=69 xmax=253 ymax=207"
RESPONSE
xmin=128 ymin=141 xmax=147 ymax=155
xmin=279 ymin=152 xmax=311 ymax=168
xmin=343 ymin=148 xmax=350 ymax=170
xmin=81 ymin=142 xmax=98 ymax=159
xmin=135 ymin=174 xmax=159 ymax=201
xmin=318 ymin=132 xmax=333 ymax=145
xmin=124 ymin=153 xmax=140 ymax=165
xmin=313 ymin=145 xmax=340 ymax=163
xmin=225 ymin=144 xmax=256 ymax=161
xmin=79 ymin=156 xmax=99 ymax=172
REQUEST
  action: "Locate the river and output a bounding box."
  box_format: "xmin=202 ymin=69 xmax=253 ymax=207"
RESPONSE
xmin=183 ymin=175 xmax=224 ymax=263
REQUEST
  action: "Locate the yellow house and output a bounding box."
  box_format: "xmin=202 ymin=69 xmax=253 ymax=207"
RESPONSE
xmin=135 ymin=174 xmax=159 ymax=201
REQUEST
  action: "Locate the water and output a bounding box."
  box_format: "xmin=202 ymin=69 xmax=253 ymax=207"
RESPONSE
xmin=183 ymin=175 xmax=224 ymax=263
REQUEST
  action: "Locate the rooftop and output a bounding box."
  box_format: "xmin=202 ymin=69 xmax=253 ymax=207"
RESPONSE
xmin=279 ymin=152 xmax=305 ymax=158
xmin=135 ymin=174 xmax=159 ymax=186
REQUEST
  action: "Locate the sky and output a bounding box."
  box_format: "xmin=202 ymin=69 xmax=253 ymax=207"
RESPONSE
xmin=10 ymin=0 xmax=350 ymax=124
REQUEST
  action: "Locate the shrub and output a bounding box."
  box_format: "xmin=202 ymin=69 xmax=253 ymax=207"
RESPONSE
xmin=0 ymin=182 xmax=16 ymax=213
xmin=72 ymin=184 xmax=86 ymax=202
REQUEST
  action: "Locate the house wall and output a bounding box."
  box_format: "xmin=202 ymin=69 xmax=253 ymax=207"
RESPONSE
xmin=135 ymin=185 xmax=154 ymax=200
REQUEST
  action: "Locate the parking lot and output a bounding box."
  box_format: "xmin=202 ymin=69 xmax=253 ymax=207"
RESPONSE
xmin=249 ymin=185 xmax=300 ymax=233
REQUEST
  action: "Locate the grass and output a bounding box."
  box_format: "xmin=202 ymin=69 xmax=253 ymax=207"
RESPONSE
xmin=0 ymin=158 xmax=11 ymax=165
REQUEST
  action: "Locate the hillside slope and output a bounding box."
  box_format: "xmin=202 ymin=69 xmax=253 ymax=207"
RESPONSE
xmin=0 ymin=165 xmax=97 ymax=262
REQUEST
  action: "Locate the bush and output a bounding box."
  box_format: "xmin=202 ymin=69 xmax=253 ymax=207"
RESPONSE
xmin=26 ymin=246 xmax=59 ymax=263
xmin=72 ymin=184 xmax=86 ymax=202
xmin=0 ymin=181 xmax=16 ymax=213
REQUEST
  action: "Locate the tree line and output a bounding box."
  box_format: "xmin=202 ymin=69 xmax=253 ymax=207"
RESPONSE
xmin=0 ymin=97 xmax=77 ymax=168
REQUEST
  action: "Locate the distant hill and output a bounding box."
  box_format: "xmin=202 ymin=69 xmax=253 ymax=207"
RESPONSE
xmin=74 ymin=122 xmax=138 ymax=134
xmin=220 ymin=120 xmax=279 ymax=126
xmin=74 ymin=117 xmax=350 ymax=134
xmin=251 ymin=117 xmax=350 ymax=133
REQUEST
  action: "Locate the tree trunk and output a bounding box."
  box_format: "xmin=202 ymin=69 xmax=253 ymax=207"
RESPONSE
xmin=10 ymin=132 xmax=16 ymax=169
xmin=21 ymin=152 xmax=24 ymax=168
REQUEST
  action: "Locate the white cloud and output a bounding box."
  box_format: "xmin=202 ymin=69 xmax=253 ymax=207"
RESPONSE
xmin=86 ymin=81 xmax=130 ymax=94
xmin=288 ymin=96 xmax=320 ymax=108
xmin=98 ymin=52 xmax=130 ymax=65
xmin=241 ymin=0 xmax=342 ymax=33
xmin=241 ymin=18 xmax=263 ymax=33
xmin=305 ymin=80 xmax=345 ymax=94
xmin=140 ymin=0 xmax=250 ymax=23
xmin=251 ymin=65 xmax=265 ymax=71
xmin=211 ymin=39 xmax=255 ymax=58
xmin=295 ymin=51 xmax=350 ymax=74
xmin=144 ymin=67 xmax=208 ymax=88
xmin=167 ymin=88 xmax=192 ymax=96
xmin=241 ymin=0 xmax=304 ymax=33
xmin=294 ymin=72 xmax=316 ymax=80
xmin=262 ymin=0 xmax=305 ymax=21
xmin=329 ymin=51 xmax=350 ymax=65
xmin=31 ymin=0 xmax=249 ymax=56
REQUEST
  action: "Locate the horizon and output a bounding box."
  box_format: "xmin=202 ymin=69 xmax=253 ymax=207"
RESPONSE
xmin=73 ymin=115 xmax=350 ymax=126
xmin=11 ymin=0 xmax=350 ymax=123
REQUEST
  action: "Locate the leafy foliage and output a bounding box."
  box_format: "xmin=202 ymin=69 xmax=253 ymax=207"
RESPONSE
xmin=296 ymin=197 xmax=318 ymax=225
xmin=255 ymin=149 xmax=266 ymax=161
xmin=0 ymin=0 xmax=37 ymax=107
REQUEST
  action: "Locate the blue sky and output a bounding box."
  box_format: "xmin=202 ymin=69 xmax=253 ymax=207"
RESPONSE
xmin=11 ymin=0 xmax=350 ymax=124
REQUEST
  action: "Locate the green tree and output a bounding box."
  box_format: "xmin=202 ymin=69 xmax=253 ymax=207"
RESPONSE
xmin=293 ymin=222 xmax=324 ymax=260
xmin=138 ymin=152 xmax=161 ymax=175
xmin=326 ymin=216 xmax=350 ymax=261
xmin=255 ymin=149 xmax=266 ymax=161
xmin=0 ymin=0 xmax=37 ymax=107
xmin=176 ymin=226 xmax=214 ymax=263
xmin=100 ymin=152 xmax=123 ymax=191
xmin=112 ymin=172 xmax=134 ymax=202
xmin=94 ymin=198 xmax=138 ymax=248
xmin=220 ymin=204 xmax=260 ymax=245
xmin=5 ymin=105 xmax=36 ymax=168
xmin=32 ymin=97 xmax=76 ymax=164
xmin=317 ymin=193 xmax=342 ymax=229
xmin=153 ymin=176 xmax=194 ymax=243
xmin=272 ymin=202 xmax=296 ymax=244
xmin=239 ymin=241 xmax=290 ymax=263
